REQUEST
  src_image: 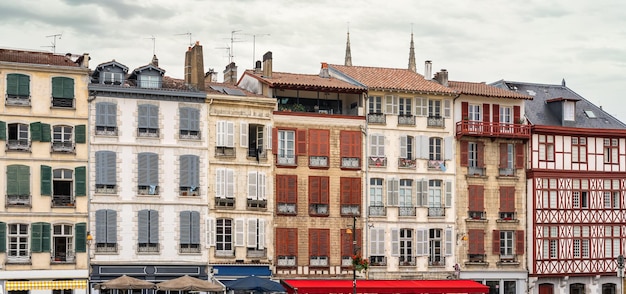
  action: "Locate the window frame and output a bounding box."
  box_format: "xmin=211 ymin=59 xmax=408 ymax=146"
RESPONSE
xmin=277 ymin=130 xmax=296 ymax=165
xmin=95 ymin=209 xmax=117 ymax=253
xmin=538 ymin=134 xmax=555 ymax=162
xmin=571 ymin=137 xmax=587 ymax=163
xmin=276 ymin=175 xmax=297 ymax=215
xmin=603 ymin=138 xmax=619 ymax=164
xmin=8 ymin=223 xmax=29 ymax=261
xmin=308 ymin=176 xmax=329 ymax=216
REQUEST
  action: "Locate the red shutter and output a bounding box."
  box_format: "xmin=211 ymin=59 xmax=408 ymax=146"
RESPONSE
xmin=287 ymin=175 xmax=298 ymax=204
xmin=340 ymin=177 xmax=350 ymax=206
xmin=478 ymin=142 xmax=485 ymax=167
xmin=341 ymin=130 xmax=361 ymax=158
xmin=351 ymin=178 xmax=361 ymax=205
xmin=296 ymin=129 xmax=307 ymax=155
xmin=468 ymin=229 xmax=484 ymax=254
xmin=499 ymin=186 xmax=515 ymax=212
xmin=277 ymin=228 xmax=298 ymax=256
xmin=320 ymin=229 xmax=330 ymax=257
xmin=492 ymin=104 xmax=499 ymax=123
xmin=272 ymin=128 xmax=278 ymax=155
xmin=483 ymin=103 xmax=490 ymax=122
xmin=492 ymin=230 xmax=500 ymax=255
xmin=468 ymin=185 xmax=485 ymax=211
xmin=460 ymin=141 xmax=468 ymax=167
xmin=514 ymin=105 xmax=521 ymax=123
xmin=276 ymin=175 xmax=286 ymax=203
xmin=309 ymin=176 xmax=320 ymax=204
xmin=276 ymin=228 xmax=286 ymax=255
xmin=288 ymin=228 xmax=298 ymax=256
xmin=320 ymin=176 xmax=329 ymax=205
xmin=309 ymin=130 xmax=319 ymax=156
xmin=321 ymin=129 xmax=330 ymax=157
xmin=516 ymin=230 xmax=525 ymax=255
xmin=515 ymin=143 xmax=525 ymax=169
xmin=499 ymin=143 xmax=508 ymax=168
xmin=461 ymin=102 xmax=469 ymax=119
xmin=341 ymin=229 xmax=351 ymax=257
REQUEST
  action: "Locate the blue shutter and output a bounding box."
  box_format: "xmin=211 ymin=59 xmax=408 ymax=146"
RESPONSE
xmin=190 ymin=108 xmax=200 ymax=131
xmin=148 ymin=105 xmax=158 ymax=129
xmin=96 ymin=151 xmax=116 ymax=185
xmin=138 ymin=105 xmax=148 ymax=128
xmin=138 ymin=153 xmax=158 ymax=186
xmin=95 ymin=210 xmax=107 ymax=243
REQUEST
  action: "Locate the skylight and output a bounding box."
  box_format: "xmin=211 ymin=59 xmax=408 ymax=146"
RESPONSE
xmin=584 ymin=110 xmax=596 ymax=118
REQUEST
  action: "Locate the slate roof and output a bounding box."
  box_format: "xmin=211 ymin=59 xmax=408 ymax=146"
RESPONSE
xmin=0 ymin=48 xmax=81 ymax=67
xmin=491 ymin=80 xmax=626 ymax=129
xmin=243 ymin=70 xmax=366 ymax=93
xmin=448 ymin=81 xmax=532 ymax=100
xmin=329 ymin=64 xmax=457 ymax=95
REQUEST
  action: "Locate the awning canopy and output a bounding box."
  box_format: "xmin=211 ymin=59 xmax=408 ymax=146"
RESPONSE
xmin=281 ymin=279 xmax=489 ymax=294
xmin=6 ymin=280 xmax=87 ymax=291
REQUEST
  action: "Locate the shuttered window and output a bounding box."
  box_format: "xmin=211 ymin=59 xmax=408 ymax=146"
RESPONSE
xmin=276 ymin=175 xmax=297 ymax=205
xmin=499 ymin=186 xmax=516 ymax=213
xmin=308 ymin=176 xmax=329 ymax=209
xmin=340 ymin=177 xmax=361 ymax=212
xmin=0 ymin=222 xmax=6 ymax=252
xmin=51 ymin=77 xmax=74 ymax=99
xmin=179 ymin=107 xmax=200 ymax=133
xmin=340 ymin=130 xmax=361 ymax=158
xmin=276 ymin=228 xmax=298 ymax=259
xmin=7 ymin=74 xmax=30 ymax=97
xmin=96 ymin=102 xmax=117 ymax=128
xmin=180 ymin=155 xmax=199 ymax=191
xmin=468 ymin=229 xmax=484 ymax=254
xmin=95 ymin=151 xmax=116 ymax=187
xmin=215 ymin=168 xmax=234 ymax=198
xmin=31 ymin=222 xmax=51 ymax=253
xmin=216 ymin=121 xmax=235 ymax=147
xmin=247 ymin=219 xmax=265 ymax=249
xmin=7 ymin=165 xmax=30 ymax=196
xmin=95 ymin=209 xmax=117 ymax=251
xmin=341 ymin=229 xmax=362 ymax=258
xmin=138 ymin=210 xmax=159 ymax=250
xmin=309 ymin=229 xmax=329 ymax=263
xmin=138 ymin=104 xmax=159 ymax=135
xmin=468 ymin=185 xmax=485 ymax=212
xmin=247 ymin=171 xmax=266 ymax=200
xmin=308 ymin=129 xmax=329 ymax=157
xmin=138 ymin=152 xmax=159 ymax=187
xmin=180 ymin=211 xmax=200 ymax=247
xmin=30 ymin=122 xmax=51 ymax=142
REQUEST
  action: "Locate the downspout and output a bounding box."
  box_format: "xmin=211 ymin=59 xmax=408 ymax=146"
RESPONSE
xmin=86 ymin=91 xmax=97 ymax=291
xmin=362 ymin=92 xmax=370 ymax=279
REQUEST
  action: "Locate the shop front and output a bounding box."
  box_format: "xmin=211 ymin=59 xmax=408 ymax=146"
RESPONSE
xmin=281 ymin=279 xmax=489 ymax=294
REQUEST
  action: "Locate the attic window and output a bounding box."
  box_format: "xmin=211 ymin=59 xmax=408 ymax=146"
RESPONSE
xmin=584 ymin=110 xmax=596 ymax=118
xmin=563 ymin=101 xmax=575 ymax=121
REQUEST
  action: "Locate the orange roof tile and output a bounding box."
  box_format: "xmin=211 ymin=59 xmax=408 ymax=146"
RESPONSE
xmin=448 ymin=81 xmax=532 ymax=100
xmin=244 ymin=70 xmax=366 ymax=93
xmin=0 ymin=48 xmax=81 ymax=67
xmin=329 ymin=64 xmax=457 ymax=95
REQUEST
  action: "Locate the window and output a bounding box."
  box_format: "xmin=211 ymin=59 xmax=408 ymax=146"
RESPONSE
xmin=95 ymin=209 xmax=117 ymax=253
xmin=51 ymin=77 xmax=74 ymax=107
xmin=604 ymin=138 xmax=619 ymax=164
xmin=6 ymin=165 xmax=30 ymax=206
xmin=572 ymin=226 xmax=590 ymax=258
xmin=52 ymin=224 xmax=74 ymax=262
xmin=564 ymin=101 xmax=575 ymax=121
xmin=30 ymin=222 xmax=51 ymax=253
xmin=602 ymin=284 xmax=616 ymax=294
xmin=138 ymin=152 xmax=159 ymax=195
xmin=468 ymin=185 xmax=485 ymax=220
xmin=468 ymin=229 xmax=485 ymax=262
xmin=52 ymin=125 xmax=74 ymax=152
xmin=468 ymin=104 xmax=481 ymax=121
xmin=309 ymin=229 xmax=329 ymax=266
xmin=369 ymin=178 xmax=384 ymax=216
xmin=541 ymin=226 xmax=558 ymax=259
xmin=499 ymin=231 xmax=514 ymax=259
xmin=276 ymin=175 xmax=297 ymax=215
xmin=499 ymin=186 xmax=515 ymax=220
xmin=179 ymin=107 xmax=200 ymax=139
xmin=216 ymin=120 xmax=235 ymax=156
xmin=369 ymin=227 xmax=386 ymax=266
xmin=368 ymin=96 xmax=382 ymax=113
xmin=8 ymin=223 xmax=29 ymax=262
xmin=428 ymin=180 xmax=442 ymax=208
xmin=7 ymin=123 xmax=30 ymax=150
xmin=399 ymin=136 xmax=414 ymax=167
xmin=540 ymin=179 xmax=557 ymax=209
xmin=399 ymin=229 xmax=414 ymax=265
xmin=499 ymin=143 xmax=515 ymax=176
xmin=429 ymin=229 xmax=442 ymax=266
xmin=53 ymin=168 xmax=74 ymax=207
xmin=538 ymin=135 xmax=554 ymax=161
xmin=340 ymin=177 xmax=361 ymax=216
xmin=277 ymin=130 xmax=295 ymax=165
xmin=572 ymin=179 xmax=589 ymax=209
xmin=95 ymin=102 xmax=117 ymax=135
xmin=276 ymin=228 xmax=297 ymax=266
xmin=604 ymin=226 xmax=621 ymax=258
xmin=179 ymin=155 xmax=200 ymax=196
xmin=244 ymin=123 xmax=270 ymax=158
xmin=415 ymin=97 xmax=427 ymax=117
xmin=341 ymin=229 xmax=362 ymax=267
xmin=138 ymin=74 xmax=161 ymax=88
xmin=340 ymin=130 xmax=361 ymax=168
xmin=95 ymin=151 xmax=117 ymax=194
xmin=370 ymin=134 xmax=385 ymax=157
xmin=247 ymin=171 xmax=267 ymax=208
xmin=387 ymin=178 xmax=399 ymax=206
xmin=429 ymin=137 xmax=442 ymax=161
xmin=138 ymin=209 xmax=159 ymax=252
xmin=309 ymin=176 xmax=329 ymax=216
xmin=247 ymin=219 xmax=266 ymax=257
xmin=399 ymin=179 xmax=413 ymax=208
xmin=6 ymin=73 xmax=30 ymax=105
xmin=399 ymin=97 xmax=412 ymax=115
xmin=385 ymin=95 xmax=398 ymax=114
xmin=308 ymin=129 xmax=330 ymax=167
xmin=465 ymin=141 xmax=485 ymax=176
xmin=137 ymin=104 xmax=159 ymax=137
xmin=500 ymin=106 xmax=513 ymax=124
xmin=571 ymin=137 xmax=587 ymax=163
xmin=215 ymin=168 xmax=235 ymax=207
xmin=179 ymin=211 xmax=200 ymax=253
xmin=429 ymin=99 xmax=442 ymax=118
xmin=214 ymin=218 xmax=233 ymax=256
xmin=102 ymin=72 xmax=123 ymax=85
xmin=603 ymin=179 xmax=620 ymax=209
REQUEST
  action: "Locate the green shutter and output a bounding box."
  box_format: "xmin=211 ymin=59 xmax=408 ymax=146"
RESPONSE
xmin=18 ymin=74 xmax=30 ymax=96
xmin=41 ymin=123 xmax=51 ymax=142
xmin=75 ymin=222 xmax=86 ymax=253
xmin=42 ymin=222 xmax=50 ymax=252
xmin=63 ymin=78 xmax=74 ymax=99
xmin=7 ymin=165 xmax=18 ymax=195
xmin=30 ymin=122 xmax=41 ymax=142
xmin=7 ymin=74 xmax=18 ymax=95
xmin=75 ymin=125 xmax=86 ymax=143
xmin=7 ymin=165 xmax=29 ymax=196
xmin=75 ymin=166 xmax=86 ymax=196
xmin=0 ymin=222 xmax=6 ymax=252
xmin=40 ymin=165 xmax=52 ymax=196
xmin=31 ymin=222 xmax=51 ymax=252
xmin=52 ymin=77 xmax=63 ymax=98
xmin=0 ymin=121 xmax=5 ymax=140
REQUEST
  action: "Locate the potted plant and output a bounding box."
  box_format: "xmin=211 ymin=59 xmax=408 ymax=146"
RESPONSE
xmin=352 ymin=254 xmax=369 ymax=272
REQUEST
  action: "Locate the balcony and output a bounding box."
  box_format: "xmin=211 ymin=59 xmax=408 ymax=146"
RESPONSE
xmin=309 ymin=256 xmax=329 ymax=267
xmin=398 ymin=114 xmax=415 ymax=126
xmin=398 ymin=158 xmax=416 ymax=169
xmin=309 ymin=156 xmax=329 ymax=168
xmin=277 ymin=256 xmax=296 ymax=267
xmin=456 ymin=121 xmax=530 ymax=139
xmin=497 ymin=255 xmax=519 ymax=265
xmin=6 ymin=139 xmax=31 ymax=151
xmin=95 ymin=126 xmax=118 ymax=136
xmin=467 ymin=254 xmax=487 ymax=264
xmin=180 ymin=186 xmax=199 ymax=197
xmin=179 ymin=131 xmax=201 ymax=140
xmin=341 ymin=205 xmax=360 ymax=216
xmin=137 ymin=128 xmax=159 ymax=138
xmin=369 ymin=256 xmax=387 ymax=266
xmin=497 ymin=212 xmax=518 ymax=222
xmin=215 ymin=146 xmax=235 ymax=157
xmin=309 ymin=204 xmax=329 ymax=216
xmin=138 ymin=185 xmax=159 ymax=195
xmin=247 ymin=248 xmax=267 ymax=258
xmin=277 ymin=203 xmax=297 ymax=215
xmin=51 ymin=142 xmax=75 ymax=153
xmin=399 ymin=206 xmax=416 ymax=216
xmin=341 ymin=157 xmax=360 ymax=169
xmin=369 ymin=156 xmax=387 ymax=168
xmin=215 ymin=197 xmax=235 ymax=208
xmin=51 ymin=251 xmax=75 ymax=263
xmin=248 ymin=148 xmax=267 ymax=160
xmin=138 ymin=243 xmax=159 ymax=253
xmin=468 ymin=211 xmax=486 ymax=221
xmin=6 ymin=95 xmax=31 ymax=106
xmin=498 ymin=167 xmax=516 ymax=177
xmin=247 ymin=199 xmax=267 ymax=210
xmin=427 ymin=206 xmax=445 ymax=217
xmin=96 ymin=243 xmax=118 ymax=253
xmin=7 ymin=194 xmax=31 ymax=207
xmin=428 ymin=160 xmax=446 ymax=171
xmin=468 ymin=166 xmax=486 ymax=177
xmin=179 ymin=244 xmax=201 ymax=253
xmin=368 ymin=206 xmax=386 ymax=217
xmin=95 ymin=184 xmax=116 ymax=194
xmin=52 ymin=97 xmax=74 ymax=108
xmin=399 ymin=256 xmax=416 ymax=266
xmin=427 ymin=116 xmax=445 ymax=128
xmin=367 ymin=113 xmax=386 ymax=124
xmin=428 ymin=256 xmax=445 ymax=267
xmin=52 ymin=195 xmax=74 ymax=207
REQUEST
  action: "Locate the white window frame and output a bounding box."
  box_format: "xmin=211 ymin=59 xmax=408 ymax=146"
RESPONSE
xmin=217 ymin=121 xmax=235 ymax=148
xmin=370 ymin=134 xmax=385 ymax=157
xmin=369 ymin=178 xmax=383 ymax=206
xmin=277 ymin=130 xmax=295 ymax=165
xmin=8 ymin=223 xmax=29 ymax=260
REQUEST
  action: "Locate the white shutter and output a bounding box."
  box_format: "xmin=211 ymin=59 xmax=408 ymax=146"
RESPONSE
xmin=421 ymin=179 xmax=429 ymax=206
xmin=259 ymin=173 xmax=266 ymax=200
xmin=226 ymin=169 xmax=235 ymax=197
xmin=444 ymin=136 xmax=453 ymax=161
xmin=400 ymin=136 xmax=408 ymax=158
xmin=385 ymin=95 xmax=394 ymax=114
xmin=391 ymin=228 xmax=399 ymax=256
xmin=217 ymin=121 xmax=225 ymax=146
xmin=420 ymin=135 xmax=429 ymax=159
xmin=265 ymin=125 xmax=272 ymax=151
xmin=415 ymin=97 xmax=427 ymax=117
xmin=247 ymin=219 xmax=257 ymax=247
xmin=445 ymin=180 xmax=453 ymax=207
xmin=370 ymin=228 xmax=385 ymax=255
xmin=206 ymin=217 xmax=215 ymax=247
xmin=235 ymin=218 xmax=245 ymax=246
xmin=416 ymin=228 xmax=427 ymax=256
xmin=216 ymin=168 xmax=224 ymax=198
xmin=444 ymin=99 xmax=451 ymax=118
xmin=445 ymin=228 xmax=453 ymax=256
xmin=240 ymin=122 xmax=248 ymax=147
xmin=258 ymin=219 xmax=265 ymax=249
xmin=248 ymin=171 xmax=257 ymax=199
xmin=387 ymin=178 xmax=399 ymax=206
xmin=226 ymin=121 xmax=235 ymax=147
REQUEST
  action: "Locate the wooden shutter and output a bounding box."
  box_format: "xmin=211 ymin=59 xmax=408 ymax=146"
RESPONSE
xmin=75 ymin=222 xmax=87 ymax=253
xmin=483 ymin=103 xmax=490 ymax=122
xmin=468 ymin=229 xmax=484 ymax=254
xmin=341 ymin=229 xmax=352 ymax=257
xmin=499 ymin=186 xmax=516 ymax=212
xmin=258 ymin=219 xmax=265 ymax=249
xmin=391 ymin=228 xmax=399 ymax=256
xmin=75 ymin=125 xmax=86 ymax=143
xmin=415 ymin=228 xmax=428 ymax=256
xmin=460 ymin=141 xmax=468 ymax=166
xmin=516 ymin=230 xmax=525 ymax=255
xmin=515 ymin=143 xmax=525 ymax=169
xmin=492 ymin=230 xmax=500 ymax=255
xmin=235 ymin=218 xmax=245 ymax=246
xmin=226 ymin=169 xmax=235 ymax=197
xmin=180 ymin=211 xmax=191 ymax=244
xmin=478 ymin=142 xmax=485 ymax=167
xmin=340 ymin=130 xmax=361 ymax=158
xmin=206 ymin=218 xmax=216 ymax=247
xmin=277 ymin=228 xmax=298 ymax=256
xmin=7 ymin=165 xmax=30 ymax=196
xmin=138 ymin=210 xmax=149 ymax=243
xmin=190 ymin=211 xmax=200 ymax=245
xmin=138 ymin=105 xmax=148 ymax=128
xmin=107 ymin=210 xmax=117 ymax=243
xmin=240 ymin=122 xmax=248 ymax=147
xmin=40 ymin=165 xmax=52 ymax=196
xmin=138 ymin=153 xmax=158 ymax=186
xmin=31 ymin=222 xmax=51 ymax=253
xmin=444 ymin=136 xmax=453 ymax=161
xmin=0 ymin=222 xmax=6 ymax=252
xmin=30 ymin=122 xmax=41 ymax=142
xmin=287 ymin=175 xmax=298 ymax=204
xmin=387 ymin=178 xmax=399 ymax=206
xmin=492 ymin=104 xmax=500 ymax=124
xmin=445 ymin=228 xmax=453 ymax=256
xmin=226 ymin=121 xmax=235 ymax=147
xmin=309 ymin=129 xmax=330 ymax=157
xmin=296 ymin=129 xmax=307 ymax=155
xmin=247 ymin=219 xmax=257 ymax=247
xmin=499 ymin=143 xmax=508 ymax=168
xmin=445 ymin=180 xmax=452 ymax=207
xmin=248 ymin=172 xmax=257 ymax=199
xmin=149 ymin=210 xmax=159 ymax=244
xmin=513 ymin=105 xmax=521 ymax=123
xmin=468 ymin=185 xmax=484 ymax=211
xmin=41 ymin=123 xmax=51 ymax=142
xmin=75 ymin=166 xmax=86 ymax=196
xmin=272 ymin=127 xmax=278 ymax=155
xmin=400 ymin=136 xmax=408 ymax=158
xmin=96 ymin=210 xmax=106 ymax=243
xmin=461 ymin=102 xmax=469 ymax=119
xmin=51 ymin=77 xmax=63 ymax=98
xmin=0 ymin=121 xmax=5 ymax=140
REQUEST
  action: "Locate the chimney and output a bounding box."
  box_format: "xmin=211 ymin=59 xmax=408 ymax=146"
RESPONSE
xmin=262 ymin=51 xmax=272 ymax=78
xmin=254 ymin=60 xmax=262 ymax=74
xmin=184 ymin=41 xmax=205 ymax=91
xmin=424 ymin=60 xmax=432 ymax=80
xmin=319 ymin=62 xmax=330 ymax=78
xmin=223 ymin=62 xmax=238 ymax=84
xmin=433 ymin=69 xmax=448 ymax=87
xmin=205 ymin=68 xmax=218 ymax=83
xmin=75 ymin=53 xmax=90 ymax=68
xmin=151 ymin=54 xmax=159 ymax=67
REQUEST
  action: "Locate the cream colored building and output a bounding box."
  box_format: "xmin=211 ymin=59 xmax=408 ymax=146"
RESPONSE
xmin=0 ymin=49 xmax=91 ymax=293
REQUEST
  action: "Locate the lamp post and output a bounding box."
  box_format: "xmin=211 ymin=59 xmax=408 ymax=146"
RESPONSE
xmin=618 ymin=255 xmax=624 ymax=294
xmin=352 ymin=216 xmax=357 ymax=294
xmin=86 ymin=232 xmax=93 ymax=294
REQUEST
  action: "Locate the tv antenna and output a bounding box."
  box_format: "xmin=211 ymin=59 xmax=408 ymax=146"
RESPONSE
xmin=43 ymin=33 xmax=62 ymax=53
xmin=245 ymin=33 xmax=270 ymax=68
xmin=215 ymin=45 xmax=231 ymax=63
xmin=145 ymin=35 xmax=156 ymax=55
xmin=175 ymin=32 xmax=193 ymax=47
xmin=222 ymin=30 xmax=243 ymax=64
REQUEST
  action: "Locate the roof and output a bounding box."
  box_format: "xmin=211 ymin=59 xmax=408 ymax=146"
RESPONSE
xmin=243 ymin=70 xmax=366 ymax=93
xmin=329 ymin=64 xmax=457 ymax=95
xmin=0 ymin=48 xmax=81 ymax=67
xmin=281 ymin=279 xmax=489 ymax=294
xmin=491 ymin=80 xmax=626 ymax=129
xmin=448 ymin=80 xmax=532 ymax=100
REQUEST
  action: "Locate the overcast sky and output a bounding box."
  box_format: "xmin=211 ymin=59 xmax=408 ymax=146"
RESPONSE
xmin=2 ymin=0 xmax=625 ymax=121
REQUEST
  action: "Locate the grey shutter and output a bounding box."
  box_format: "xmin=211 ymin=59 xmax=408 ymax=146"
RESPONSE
xmin=445 ymin=228 xmax=453 ymax=256
xmin=258 ymin=219 xmax=265 ymax=249
xmin=148 ymin=105 xmax=158 ymax=129
xmin=106 ymin=210 xmax=117 ymax=243
xmin=96 ymin=210 xmax=107 ymax=243
xmin=415 ymin=179 xmax=423 ymax=207
xmin=190 ymin=108 xmax=199 ymax=131
xmin=180 ymin=155 xmax=190 ymax=187
xmin=387 ymin=178 xmax=399 ymax=206
xmin=400 ymin=136 xmax=408 ymax=158
xmin=247 ymin=218 xmax=257 ymax=247
xmin=138 ymin=105 xmax=148 ymax=128
xmin=138 ymin=152 xmax=158 ymax=186
xmin=179 ymin=107 xmax=190 ymax=131
xmin=96 ymin=151 xmax=116 ymax=185
xmin=391 ymin=228 xmax=399 ymax=256
xmin=180 ymin=155 xmax=199 ymax=188
xmin=96 ymin=103 xmax=105 ymax=126
xmin=445 ymin=180 xmax=453 ymax=207
xmin=180 ymin=211 xmax=191 ymax=244
xmin=138 ymin=210 xmax=149 ymax=243
xmin=105 ymin=103 xmax=116 ymax=127
xmin=149 ymin=210 xmax=159 ymax=243
xmin=444 ymin=136 xmax=453 ymax=161
xmin=190 ymin=211 xmax=200 ymax=244
xmin=419 ymin=136 xmax=429 ymax=159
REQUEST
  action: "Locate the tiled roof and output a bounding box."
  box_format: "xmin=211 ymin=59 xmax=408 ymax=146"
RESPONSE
xmin=448 ymin=81 xmax=532 ymax=100
xmin=163 ymin=76 xmax=263 ymax=97
xmin=0 ymin=48 xmax=80 ymax=67
xmin=244 ymin=70 xmax=366 ymax=92
xmin=329 ymin=64 xmax=457 ymax=95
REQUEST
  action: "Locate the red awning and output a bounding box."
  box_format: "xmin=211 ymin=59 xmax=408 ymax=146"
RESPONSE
xmin=282 ymin=279 xmax=489 ymax=294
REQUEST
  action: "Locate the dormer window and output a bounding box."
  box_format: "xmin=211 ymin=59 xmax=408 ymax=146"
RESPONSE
xmin=564 ymin=101 xmax=575 ymax=121
xmin=103 ymin=72 xmax=123 ymax=85
xmin=139 ymin=74 xmax=161 ymax=88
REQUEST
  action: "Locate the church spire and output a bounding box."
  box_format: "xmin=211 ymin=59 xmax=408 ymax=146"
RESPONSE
xmin=408 ymin=31 xmax=416 ymax=73
xmin=344 ymin=26 xmax=352 ymax=66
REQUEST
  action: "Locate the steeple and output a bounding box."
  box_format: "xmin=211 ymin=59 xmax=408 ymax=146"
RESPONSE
xmin=408 ymin=32 xmax=416 ymax=73
xmin=344 ymin=28 xmax=352 ymax=66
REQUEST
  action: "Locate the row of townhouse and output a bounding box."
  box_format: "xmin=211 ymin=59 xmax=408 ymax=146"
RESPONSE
xmin=1 ymin=33 xmax=625 ymax=294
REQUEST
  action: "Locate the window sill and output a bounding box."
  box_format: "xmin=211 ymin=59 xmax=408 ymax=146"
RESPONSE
xmin=496 ymin=260 xmax=520 ymax=266
xmin=496 ymin=219 xmax=520 ymax=223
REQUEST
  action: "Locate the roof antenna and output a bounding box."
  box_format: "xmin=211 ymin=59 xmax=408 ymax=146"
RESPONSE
xmin=245 ymin=33 xmax=270 ymax=68
xmin=222 ymin=30 xmax=243 ymax=64
xmin=176 ymin=32 xmax=193 ymax=47
xmin=43 ymin=33 xmax=62 ymax=54
xmin=145 ymin=35 xmax=156 ymax=55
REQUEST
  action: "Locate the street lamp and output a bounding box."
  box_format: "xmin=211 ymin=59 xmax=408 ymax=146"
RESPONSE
xmin=346 ymin=216 xmax=357 ymax=294
xmin=618 ymin=255 xmax=624 ymax=294
xmin=86 ymin=232 xmax=93 ymax=294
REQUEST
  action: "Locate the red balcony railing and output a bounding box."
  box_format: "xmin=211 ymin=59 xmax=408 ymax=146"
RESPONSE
xmin=456 ymin=121 xmax=530 ymax=139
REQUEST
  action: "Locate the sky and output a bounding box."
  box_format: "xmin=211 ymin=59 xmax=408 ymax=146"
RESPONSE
xmin=1 ymin=0 xmax=625 ymax=121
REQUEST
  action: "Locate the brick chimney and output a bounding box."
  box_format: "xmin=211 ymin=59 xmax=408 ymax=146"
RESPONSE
xmin=433 ymin=69 xmax=448 ymax=87
xmin=184 ymin=41 xmax=205 ymax=91
xmin=254 ymin=60 xmax=262 ymax=74
xmin=424 ymin=60 xmax=432 ymax=80
xmin=262 ymin=51 xmax=272 ymax=78
xmin=319 ymin=62 xmax=330 ymax=78
xmin=205 ymin=68 xmax=217 ymax=83
xmin=223 ymin=62 xmax=238 ymax=84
